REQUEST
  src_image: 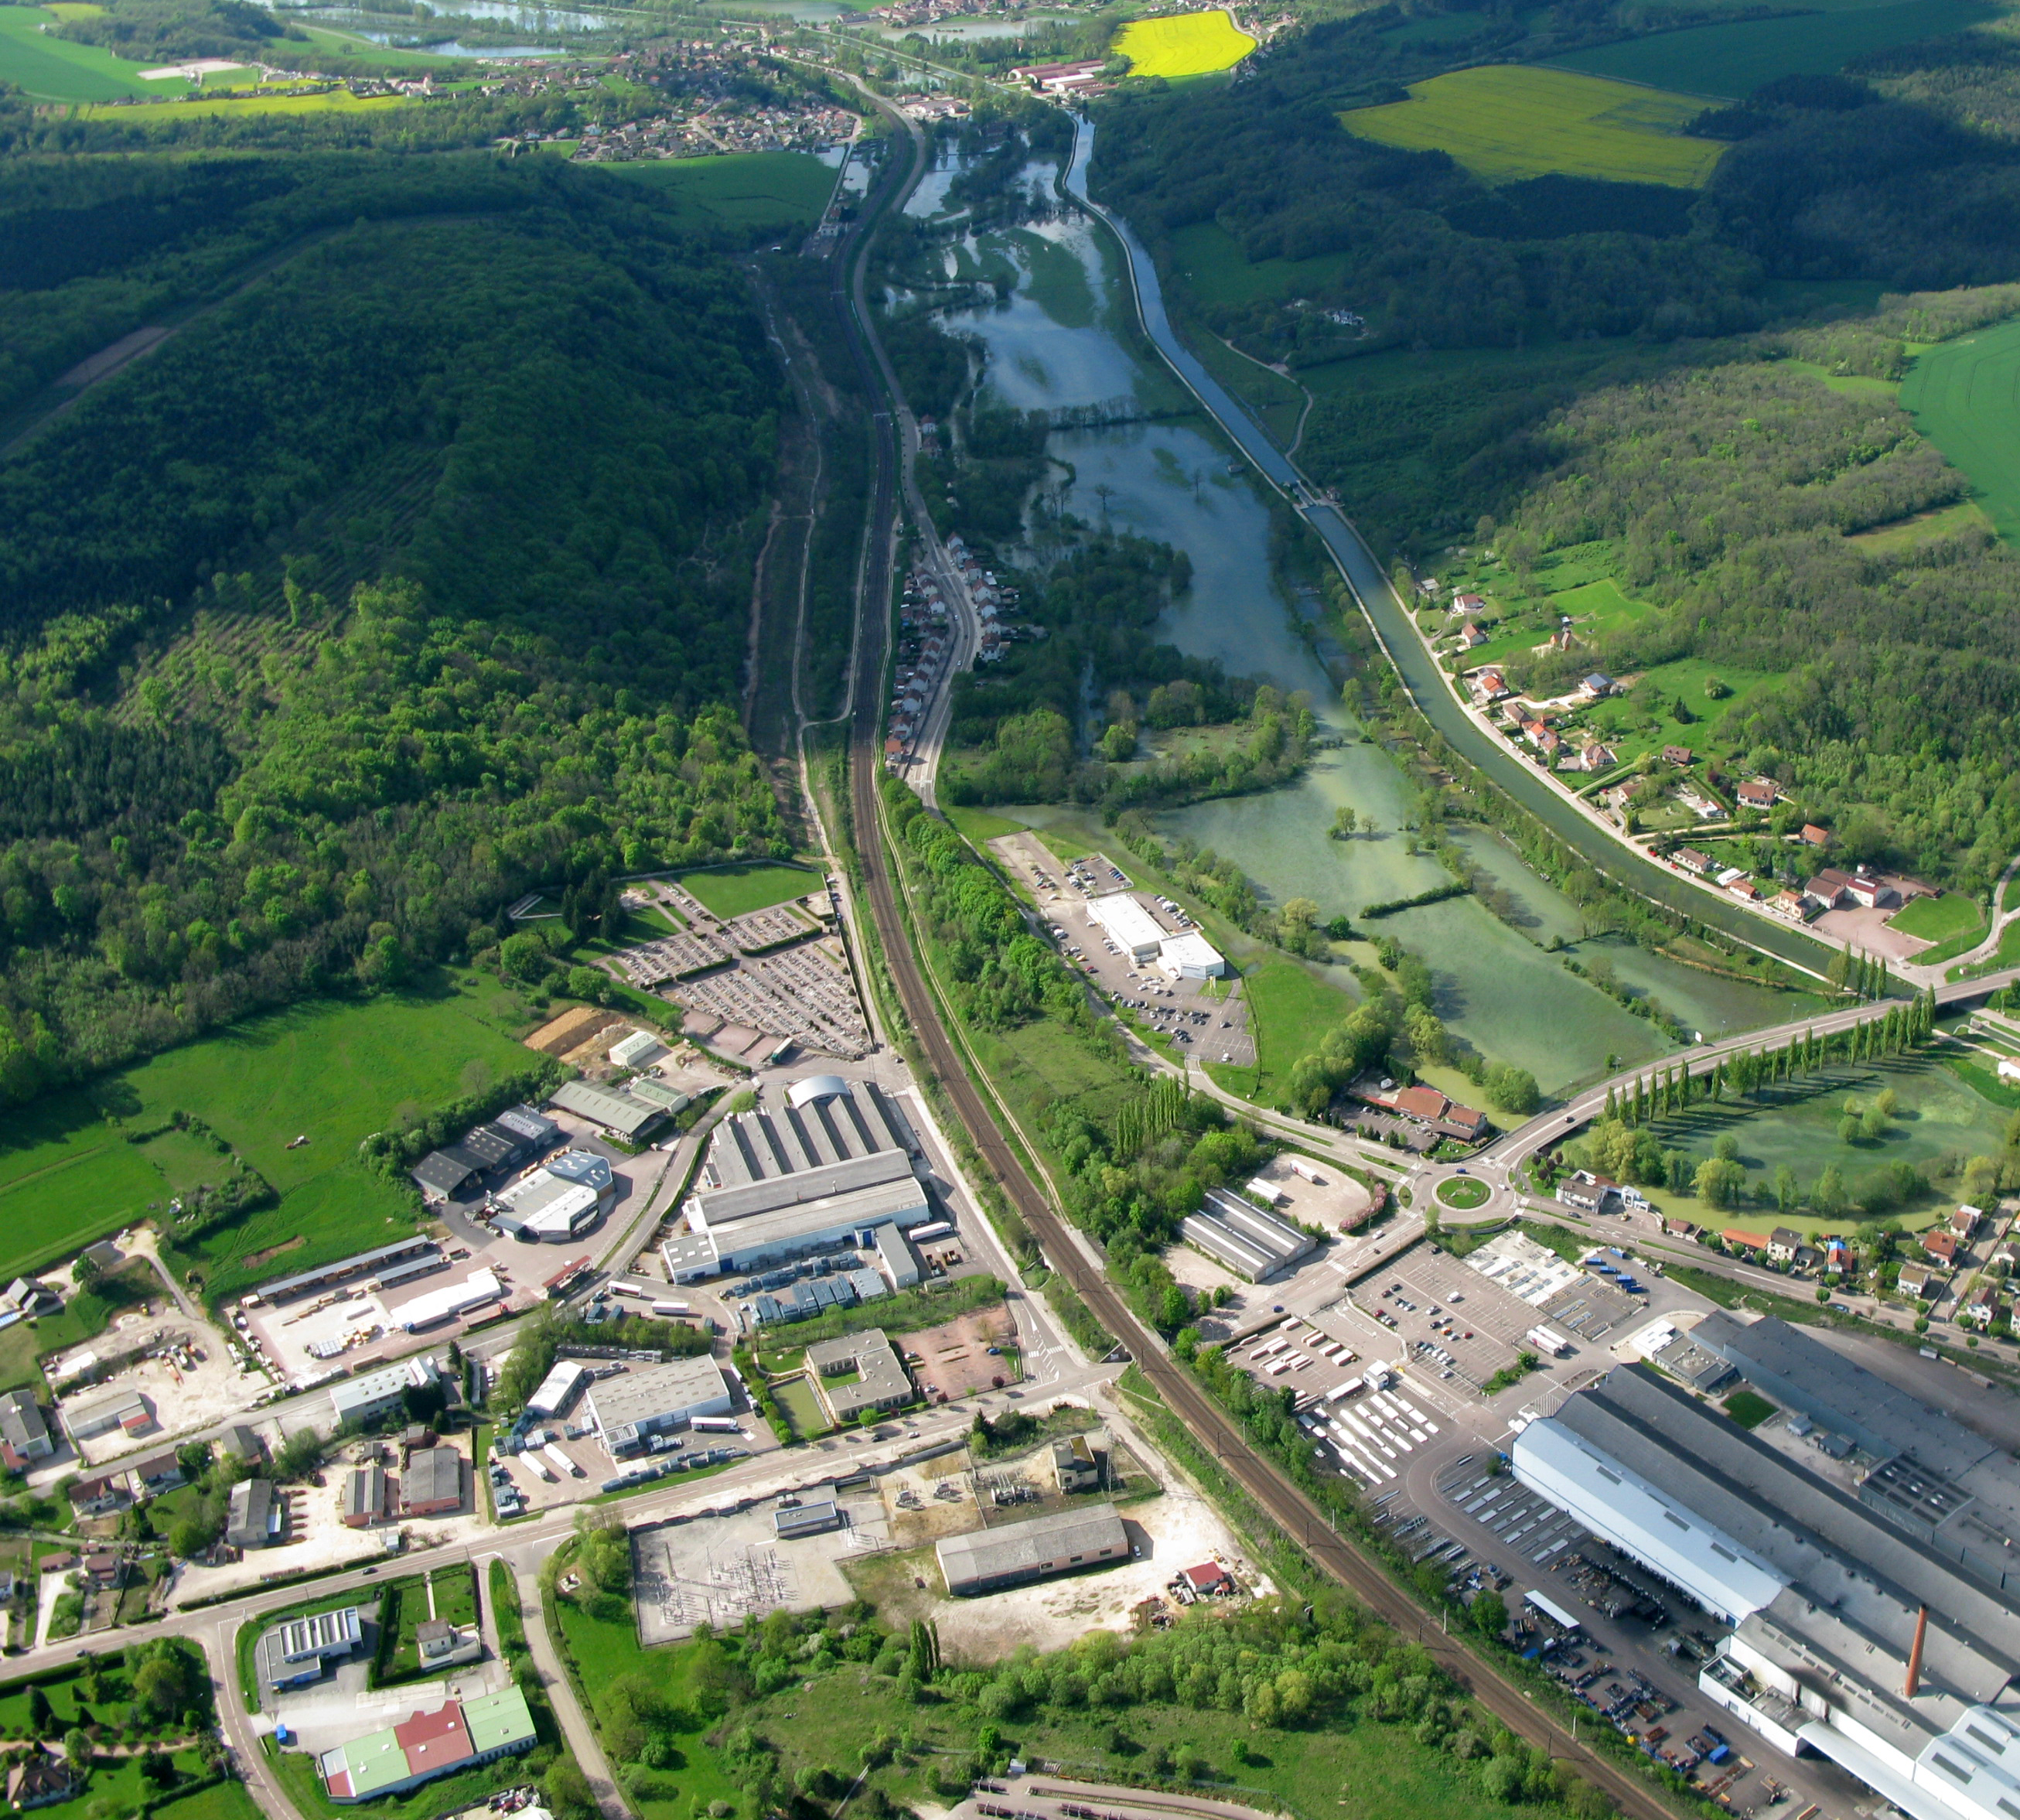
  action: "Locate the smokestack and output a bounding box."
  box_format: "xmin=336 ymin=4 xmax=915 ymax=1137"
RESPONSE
xmin=1905 ymin=1605 xmax=1929 ymax=1700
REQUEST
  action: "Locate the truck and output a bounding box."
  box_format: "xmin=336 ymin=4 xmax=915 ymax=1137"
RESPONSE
xmin=690 ymin=1415 xmax=741 ymax=1434
xmin=611 ymin=1282 xmax=645 ymax=1299
xmin=651 ymin=1301 xmax=692 ymax=1319
xmin=544 ymin=1442 xmax=585 ymax=1479
xmin=907 ymin=1221 xmax=954 ymax=1245
xmin=527 ymin=1454 xmax=557 ymax=1484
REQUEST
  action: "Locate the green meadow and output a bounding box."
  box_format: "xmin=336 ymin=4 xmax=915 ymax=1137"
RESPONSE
xmin=674 ymin=860 xmax=821 ymax=917
xmin=1544 ymin=0 xmax=1998 ymax=99
xmin=1900 ymin=315 xmax=2020 ymax=541
xmin=0 ymin=972 xmax=535 ymax=1302
xmin=0 ymin=5 xmax=158 ymax=101
xmin=594 ymin=152 xmax=838 ymax=231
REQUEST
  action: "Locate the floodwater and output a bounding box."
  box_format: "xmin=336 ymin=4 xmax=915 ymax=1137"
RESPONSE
xmin=928 ymin=156 xmax=1799 ymax=1094
xmin=875 ymin=12 xmax=1077 ymax=37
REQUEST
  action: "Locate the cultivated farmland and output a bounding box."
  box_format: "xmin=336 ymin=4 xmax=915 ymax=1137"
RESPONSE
xmin=1115 ymin=9 xmax=1256 ymax=78
xmin=1342 ymin=67 xmax=1724 ymax=187
xmin=1544 ymin=0 xmax=1996 ymax=98
xmin=1899 ymin=315 xmax=2020 ymax=541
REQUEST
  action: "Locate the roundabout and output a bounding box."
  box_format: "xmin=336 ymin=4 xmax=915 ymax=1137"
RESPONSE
xmin=1435 ymin=1173 xmax=1492 ymax=1210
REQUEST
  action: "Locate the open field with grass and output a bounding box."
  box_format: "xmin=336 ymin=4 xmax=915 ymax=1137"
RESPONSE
xmin=1116 ymin=8 xmax=1255 ymax=77
xmin=1168 ymin=221 xmax=1353 ymax=308
xmin=674 ymin=860 xmax=821 ymax=917
xmin=0 ymin=4 xmax=160 ymax=100
xmin=1595 ymin=1050 xmax=2007 ymax=1233
xmin=1846 ymin=497 xmax=1991 ymax=551
xmin=945 ymin=804 xmax=1031 ymax=845
xmin=0 ymin=971 xmax=534 ymax=1303
xmin=152 ymin=1783 xmax=267 ymax=1820
xmin=1220 ymin=957 xmax=1353 ymax=1105
xmin=1892 ymin=892 xmax=1984 ymax=944
xmin=1343 ymin=67 xmax=1723 ymax=187
xmin=595 ymin=152 xmax=838 ymax=230
xmin=1544 ymin=0 xmax=1998 ymax=97
xmin=81 ymin=86 xmax=406 ymax=119
xmin=1900 ymin=316 xmax=2020 ymax=542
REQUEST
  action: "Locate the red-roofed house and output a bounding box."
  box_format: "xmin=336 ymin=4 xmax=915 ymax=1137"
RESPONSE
xmin=1801 ymin=824 xmax=1831 ymax=846
xmin=1736 ymin=778 xmax=1780 ymax=809
xmin=1182 ymin=1562 xmax=1230 ymax=1593
xmin=1923 ymin=1229 xmax=1959 ymax=1264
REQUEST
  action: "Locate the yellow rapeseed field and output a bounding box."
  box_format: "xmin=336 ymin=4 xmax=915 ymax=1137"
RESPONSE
xmin=1116 ymin=9 xmax=1257 ymax=79
xmin=1342 ymin=65 xmax=1725 ymax=188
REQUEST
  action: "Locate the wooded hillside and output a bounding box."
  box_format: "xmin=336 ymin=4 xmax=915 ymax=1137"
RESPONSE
xmin=0 ymin=154 xmax=787 ymax=1098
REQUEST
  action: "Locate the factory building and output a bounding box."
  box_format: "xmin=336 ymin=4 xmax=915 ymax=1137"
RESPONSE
xmin=395 ymin=1269 xmax=502 ymax=1332
xmin=525 ymin=1359 xmax=589 ymax=1421
xmin=937 ymin=1503 xmax=1128 ymax=1596
xmin=1087 ymin=892 xmax=1167 ymax=963
xmin=401 ymin=1447 xmax=463 ymax=1518
xmin=1158 ymin=930 xmax=1227 ymax=979
xmin=317 ymin=1689 xmax=536 ymax=1804
xmin=227 ymin=1477 xmax=284 ymax=1549
xmin=490 ymin=1150 xmax=616 ymax=1244
xmin=256 ymin=1607 xmax=363 ymax=1693
xmin=547 ymin=1081 xmax=665 ymax=1142
xmin=1513 ymin=1355 xmax=2020 ymax=1820
xmin=329 ymin=1356 xmax=442 ymax=1429
xmin=1179 ymin=1187 xmax=1315 ymax=1283
xmin=586 ymin=1355 xmax=733 ymax=1458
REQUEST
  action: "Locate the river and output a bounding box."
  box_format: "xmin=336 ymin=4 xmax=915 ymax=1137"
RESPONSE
xmin=1058 ymin=119 xmax=1839 ymax=982
xmin=905 ymin=143 xmax=1800 ymax=1094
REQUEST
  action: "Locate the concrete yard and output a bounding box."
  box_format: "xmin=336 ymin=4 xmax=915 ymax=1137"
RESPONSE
xmin=903 ymin=1307 xmax=1021 ymax=1405
xmin=59 ymin=1308 xmax=263 ymax=1467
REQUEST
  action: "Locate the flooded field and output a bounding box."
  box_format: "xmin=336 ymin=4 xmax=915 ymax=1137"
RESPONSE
xmin=914 ymin=151 xmax=1803 ymax=1095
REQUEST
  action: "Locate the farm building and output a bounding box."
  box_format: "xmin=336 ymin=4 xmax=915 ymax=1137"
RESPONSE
xmin=547 ymin=1081 xmax=664 ymax=1142
xmin=937 ymin=1503 xmax=1128 ymax=1596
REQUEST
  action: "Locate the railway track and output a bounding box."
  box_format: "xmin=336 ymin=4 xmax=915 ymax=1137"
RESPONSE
xmin=818 ymin=107 xmax=1679 ymax=1820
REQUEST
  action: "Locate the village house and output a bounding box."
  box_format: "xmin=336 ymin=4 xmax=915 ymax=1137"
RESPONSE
xmin=1952 ymin=1205 xmax=1984 ymax=1239
xmin=1723 ymin=1228 xmax=1773 ymax=1254
xmin=1663 ymin=744 xmax=1694 ymax=767
xmin=1845 ymin=873 xmax=1898 ymax=910
xmin=1801 ymin=824 xmax=1831 ymax=846
xmin=1472 ymin=668 xmax=1510 ymax=702
xmin=1558 ymin=1171 xmax=1619 ymax=1214
xmin=1767 ymin=1228 xmax=1802 ymax=1265
xmin=1581 ymin=673 xmax=1616 ymax=700
xmin=1805 ymin=869 xmax=1855 ymax=909
xmin=1964 ymin=1283 xmax=2002 ymax=1329
xmin=1773 ymin=889 xmax=1812 ymax=921
xmin=1898 ymin=1263 xmax=1937 ymax=1299
xmin=1351 ymin=1082 xmax=1489 ymax=1142
xmin=1458 ymin=622 xmax=1489 ymax=649
xmin=1923 ymin=1229 xmax=1960 ymax=1265
xmin=1452 ymin=591 xmax=1486 ymax=615
xmin=1675 ymin=847 xmax=1716 ymax=876
xmin=1736 ymin=777 xmax=1781 ymax=809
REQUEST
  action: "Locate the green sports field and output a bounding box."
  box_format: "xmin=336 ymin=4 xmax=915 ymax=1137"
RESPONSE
xmin=675 ymin=860 xmax=821 ymax=917
xmin=1115 ymin=9 xmax=1256 ymax=78
xmin=1900 ymin=316 xmax=2020 ymax=541
xmin=0 ymin=977 xmax=534 ymax=1296
xmin=594 ymin=152 xmax=838 ymax=230
xmin=1544 ymin=0 xmax=1997 ymax=98
xmin=1344 ymin=67 xmax=1723 ymax=188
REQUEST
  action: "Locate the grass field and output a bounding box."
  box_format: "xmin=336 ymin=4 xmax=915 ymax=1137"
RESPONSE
xmin=1227 ymin=957 xmax=1354 ymax=1105
xmin=1343 ymin=67 xmax=1723 ymax=187
xmin=1900 ymin=316 xmax=2020 ymax=542
xmin=148 ymin=1781 xmax=265 ymax=1820
xmin=1115 ymin=9 xmax=1256 ymax=77
xmin=81 ymin=87 xmax=405 ymax=118
xmin=0 ymin=5 xmax=159 ymax=100
xmin=1722 ymin=1388 xmax=1776 ymax=1429
xmin=944 ymin=804 xmax=1031 ymax=845
xmin=674 ymin=860 xmax=820 ymax=917
xmin=1169 ymin=221 xmax=1353 ymax=307
xmin=1892 ymin=892 xmax=1984 ymax=944
xmin=1544 ymin=0 xmax=1997 ymax=98
xmin=594 ymin=152 xmax=838 ymax=230
xmin=0 ymin=974 xmax=534 ymax=1302
xmin=1846 ymin=498 xmax=1991 ymax=551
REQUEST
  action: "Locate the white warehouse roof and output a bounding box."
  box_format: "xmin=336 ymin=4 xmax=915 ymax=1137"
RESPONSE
xmin=787 ymin=1075 xmax=851 ymax=1107
xmin=396 ymin=1270 xmax=503 ymax=1332
xmin=1087 ymin=892 xmax=1165 ymax=958
xmin=1513 ymin=1415 xmax=1788 ymax=1624
xmin=1158 ymin=930 xmax=1226 ymax=978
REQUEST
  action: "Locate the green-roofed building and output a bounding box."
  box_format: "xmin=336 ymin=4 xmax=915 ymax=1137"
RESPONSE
xmin=462 ymin=1686 xmax=537 ymax=1757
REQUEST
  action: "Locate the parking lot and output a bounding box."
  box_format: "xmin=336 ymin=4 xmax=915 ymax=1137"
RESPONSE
xmin=991 ymin=835 xmax=1255 ymax=1067
xmin=1361 ymin=1246 xmax=1534 ymax=1392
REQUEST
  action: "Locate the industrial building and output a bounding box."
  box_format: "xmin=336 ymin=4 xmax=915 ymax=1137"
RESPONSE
xmin=586 ymin=1355 xmax=734 ymax=1457
xmin=775 ymin=1499 xmax=842 ymax=1538
xmin=227 ymin=1477 xmax=283 ymax=1549
xmin=256 ymin=1607 xmax=362 ymax=1694
xmin=395 ymin=1269 xmax=502 ymax=1333
xmin=1180 ymin=1187 xmax=1316 ymax=1282
xmin=526 ymin=1359 xmax=589 ymax=1421
xmin=341 ymin=1466 xmax=388 ymax=1528
xmin=937 ymin=1502 xmax=1128 ymax=1596
xmin=409 ymin=1112 xmax=556 ymax=1205
xmin=1513 ymin=1357 xmax=2020 ymax=1820
xmin=806 ymin=1329 xmax=913 ymax=1424
xmin=316 ymin=1688 xmax=536 ymax=1803
xmin=872 ymin=1222 xmax=921 ymax=1289
xmin=254 ymin=1238 xmax=441 ymax=1307
xmin=1087 ymin=891 xmax=1166 ymax=963
xmin=63 ymin=1387 xmax=149 ymax=1442
xmin=1158 ymin=930 xmax=1228 ymax=979
xmin=329 ymin=1357 xmax=442 ymax=1429
xmin=401 ymin=1446 xmax=463 ymax=1517
xmin=548 ymin=1080 xmax=666 ymax=1142
xmin=703 ymin=1076 xmax=913 ymax=1189
xmin=0 ymin=1390 xmax=52 ymax=1463
xmin=490 ymin=1150 xmax=616 ymax=1244
xmin=609 ymin=1029 xmax=664 ymax=1069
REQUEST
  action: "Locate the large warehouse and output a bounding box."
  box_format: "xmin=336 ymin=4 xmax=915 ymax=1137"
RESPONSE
xmin=1181 ymin=1187 xmax=1315 ymax=1283
xmin=660 ymin=1077 xmax=932 ymax=1282
xmin=587 ymin=1355 xmax=734 ymax=1458
xmin=937 ymin=1503 xmax=1128 ymax=1596
xmin=1513 ymin=1357 xmax=2020 ymax=1820
xmin=490 ymin=1151 xmax=617 ymax=1244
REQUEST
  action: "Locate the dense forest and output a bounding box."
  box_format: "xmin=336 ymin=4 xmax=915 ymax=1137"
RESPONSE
xmin=0 ymin=152 xmax=790 ymax=1098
